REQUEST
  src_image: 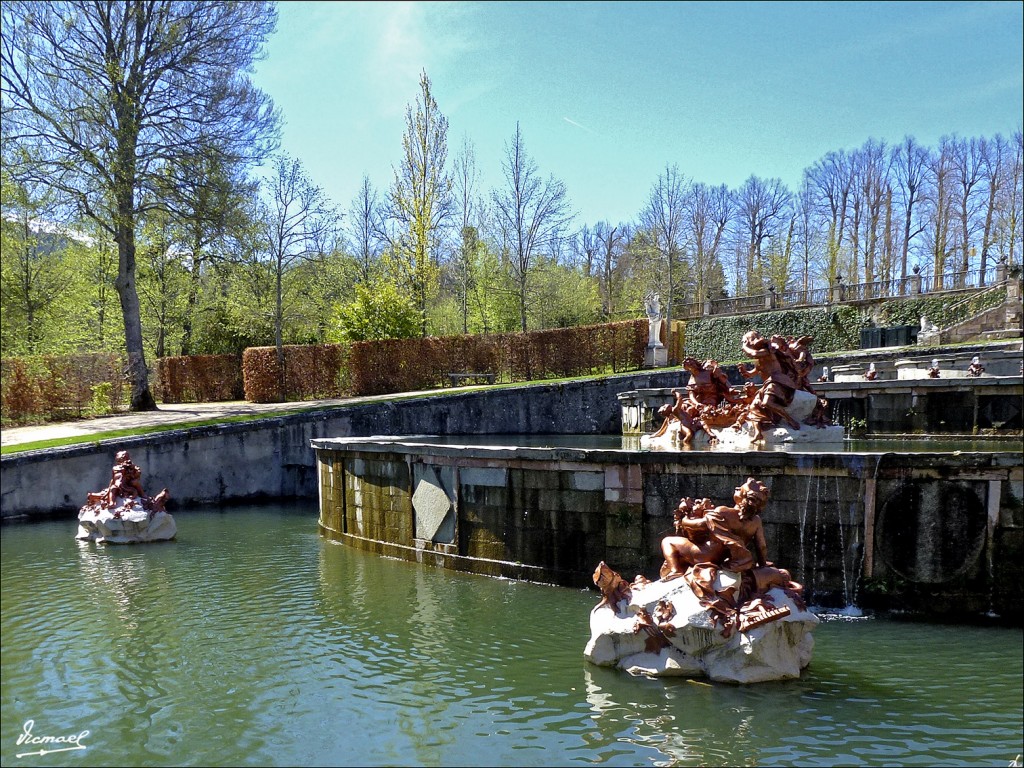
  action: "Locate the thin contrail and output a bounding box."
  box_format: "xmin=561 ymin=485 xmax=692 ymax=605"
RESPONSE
xmin=563 ymin=116 xmax=598 ymax=135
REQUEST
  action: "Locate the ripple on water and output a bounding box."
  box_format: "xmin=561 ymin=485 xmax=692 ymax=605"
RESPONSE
xmin=3 ymin=506 xmax=1023 ymax=767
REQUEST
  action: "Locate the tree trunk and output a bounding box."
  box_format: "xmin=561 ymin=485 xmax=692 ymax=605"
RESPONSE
xmin=275 ymin=261 xmax=285 ymax=400
xmin=114 ymin=220 xmax=157 ymax=411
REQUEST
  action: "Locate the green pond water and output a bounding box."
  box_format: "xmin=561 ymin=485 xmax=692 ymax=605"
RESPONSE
xmin=1 ymin=504 xmax=1021 ymax=767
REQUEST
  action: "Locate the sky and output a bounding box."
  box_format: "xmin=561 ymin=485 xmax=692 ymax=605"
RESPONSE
xmin=249 ymin=0 xmax=1024 ymax=231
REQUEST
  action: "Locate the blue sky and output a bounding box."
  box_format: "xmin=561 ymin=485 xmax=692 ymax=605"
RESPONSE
xmin=250 ymin=0 xmax=1024 ymax=230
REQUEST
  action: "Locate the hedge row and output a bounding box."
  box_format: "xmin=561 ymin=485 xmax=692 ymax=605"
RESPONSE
xmin=0 ymin=353 xmax=125 ymax=425
xmin=242 ymin=344 xmax=349 ymax=403
xmin=683 ymin=306 xmax=863 ymax=362
xmin=347 ymin=320 xmax=648 ymax=397
xmin=154 ymin=354 xmax=244 ymax=404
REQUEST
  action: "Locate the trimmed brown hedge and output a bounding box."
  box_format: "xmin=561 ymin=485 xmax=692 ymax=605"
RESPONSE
xmin=242 ymin=344 xmax=349 ymax=403
xmin=0 ymin=353 xmax=125 ymax=425
xmin=347 ymin=320 xmax=648 ymax=397
xmin=154 ymin=354 xmax=243 ymax=404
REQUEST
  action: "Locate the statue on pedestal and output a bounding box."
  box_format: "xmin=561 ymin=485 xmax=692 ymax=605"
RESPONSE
xmin=77 ymin=450 xmax=175 ymax=544
xmin=585 ymin=477 xmax=817 ymax=683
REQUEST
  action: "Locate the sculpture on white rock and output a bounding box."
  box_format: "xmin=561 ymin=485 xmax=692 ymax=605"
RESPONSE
xmin=585 ymin=477 xmax=818 ymax=683
xmin=77 ymin=450 xmax=175 ymax=544
xmin=642 ymin=330 xmax=843 ymax=451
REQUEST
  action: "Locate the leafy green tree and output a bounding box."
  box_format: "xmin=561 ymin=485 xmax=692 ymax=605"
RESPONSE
xmin=328 ymin=279 xmax=420 ymax=343
xmin=527 ymin=257 xmax=602 ymax=329
xmin=0 ymin=174 xmax=69 ymax=354
xmin=1 ymin=0 xmax=279 ymax=409
xmin=136 ymin=210 xmax=190 ymax=359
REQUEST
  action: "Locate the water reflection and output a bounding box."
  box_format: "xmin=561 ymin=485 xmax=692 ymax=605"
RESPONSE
xmin=2 ymin=507 xmax=1021 ymax=767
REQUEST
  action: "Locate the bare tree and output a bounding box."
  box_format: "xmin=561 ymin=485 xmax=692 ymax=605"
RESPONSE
xmin=261 ymin=154 xmax=337 ymax=384
xmin=977 ymin=135 xmax=1008 ymax=283
xmin=593 ymin=221 xmax=629 ymax=318
xmin=348 ymin=174 xmax=382 ymax=283
xmin=640 ymin=164 xmax=687 ymax=341
xmin=1 ymin=0 xmax=279 ymax=409
xmin=891 ymin=136 xmax=930 ymax=283
xmin=452 ymin=136 xmax=483 ymax=333
xmin=491 ymin=123 xmax=573 ymax=332
xmin=805 ymin=150 xmax=854 ymax=286
xmin=950 ymin=135 xmax=985 ymax=282
xmin=384 ymin=70 xmax=452 ymax=336
xmin=793 ymin=178 xmax=818 ymax=295
xmin=923 ymin=137 xmax=956 ymax=288
xmin=734 ymin=175 xmax=791 ymax=293
xmin=685 ymin=182 xmax=731 ymax=302
xmin=997 ymin=129 xmax=1024 ymax=266
xmin=855 ymin=139 xmax=890 ymax=287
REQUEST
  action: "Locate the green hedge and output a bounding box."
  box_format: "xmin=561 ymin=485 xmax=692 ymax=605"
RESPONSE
xmin=682 ymin=289 xmax=1009 ymax=362
xmin=874 ymin=289 xmax=1006 ymax=329
xmin=683 ymin=306 xmax=863 ymax=362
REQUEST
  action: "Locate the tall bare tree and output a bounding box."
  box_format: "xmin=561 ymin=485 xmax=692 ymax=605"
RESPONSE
xmin=685 ymin=182 xmax=731 ymax=302
xmin=348 ymin=174 xmax=382 ymax=283
xmin=384 ymin=70 xmax=452 ymax=336
xmin=891 ymin=136 xmax=930 ymax=283
xmin=261 ymin=154 xmax=337 ymax=383
xmin=735 ymin=175 xmax=791 ymax=293
xmin=641 ymin=164 xmax=687 ymax=342
xmin=805 ymin=150 xmax=854 ymax=286
xmin=924 ymin=137 xmax=956 ymax=288
xmin=452 ymin=136 xmax=483 ymax=333
xmin=950 ymin=135 xmax=985 ymax=282
xmin=491 ymin=122 xmax=573 ymax=332
xmin=1 ymin=0 xmax=279 ymax=409
xmin=977 ymin=135 xmax=1007 ymax=283
xmin=593 ymin=221 xmax=629 ymax=318
xmin=998 ymin=130 xmax=1024 ymax=266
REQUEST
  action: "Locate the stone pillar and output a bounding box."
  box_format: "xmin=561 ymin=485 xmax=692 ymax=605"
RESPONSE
xmin=703 ymin=293 xmax=712 ymax=316
xmin=909 ymin=272 xmax=922 ymax=295
xmin=766 ymin=286 xmax=777 ymax=309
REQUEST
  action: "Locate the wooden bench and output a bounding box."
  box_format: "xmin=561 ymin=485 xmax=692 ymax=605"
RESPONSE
xmin=447 ymin=372 xmax=496 ymax=386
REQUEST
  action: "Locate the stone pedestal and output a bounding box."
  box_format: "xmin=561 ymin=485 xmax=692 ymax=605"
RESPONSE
xmin=644 ymin=346 xmax=668 ymax=368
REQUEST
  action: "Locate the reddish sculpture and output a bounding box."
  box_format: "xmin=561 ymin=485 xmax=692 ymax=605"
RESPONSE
xmin=592 ymin=477 xmax=805 ymax=639
xmin=659 ymin=477 xmax=804 ymax=637
xmin=650 ymin=331 xmax=835 ymax=447
xmin=83 ymin=450 xmax=169 ymax=518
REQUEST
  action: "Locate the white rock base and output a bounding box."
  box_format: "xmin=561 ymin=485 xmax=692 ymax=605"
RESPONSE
xmin=584 ymin=575 xmax=818 ymax=683
xmin=711 ymin=421 xmax=846 ymax=449
xmin=77 ymin=501 xmax=176 ymax=544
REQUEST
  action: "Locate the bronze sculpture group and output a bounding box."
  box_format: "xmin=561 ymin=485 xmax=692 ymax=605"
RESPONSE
xmin=651 ymin=330 xmax=832 ymax=446
xmin=595 ymin=477 xmax=805 ymax=640
xmin=83 ymin=450 xmax=169 ymax=518
xmin=77 ymin=450 xmax=175 ymax=543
